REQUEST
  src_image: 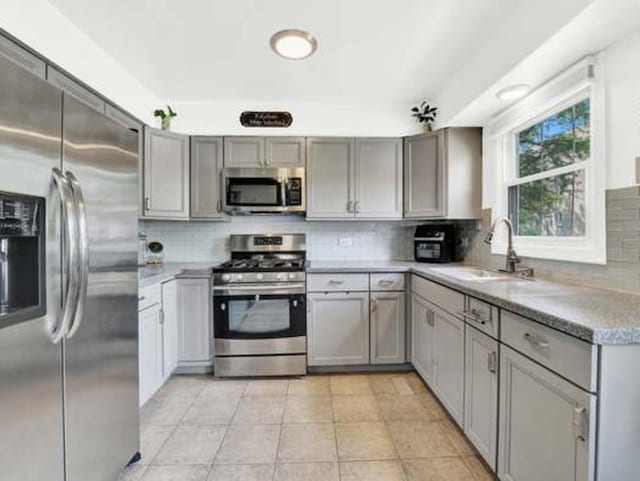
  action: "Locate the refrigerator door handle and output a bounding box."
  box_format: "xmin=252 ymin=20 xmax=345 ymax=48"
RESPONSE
xmin=51 ymin=168 xmax=80 ymax=343
xmin=65 ymin=171 xmax=89 ymax=339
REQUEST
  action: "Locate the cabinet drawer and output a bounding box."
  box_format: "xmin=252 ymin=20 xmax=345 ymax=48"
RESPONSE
xmin=460 ymin=296 xmax=499 ymax=339
xmin=370 ymin=273 xmax=405 ymax=291
xmin=412 ymin=275 xmax=464 ymax=318
xmin=307 ymin=273 xmax=369 ymax=292
xmin=139 ymin=283 xmax=161 ymax=311
xmin=501 ymin=311 xmax=596 ymax=392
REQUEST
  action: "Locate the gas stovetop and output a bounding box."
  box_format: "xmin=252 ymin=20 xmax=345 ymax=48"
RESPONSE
xmin=213 ymin=256 xmax=305 ymax=273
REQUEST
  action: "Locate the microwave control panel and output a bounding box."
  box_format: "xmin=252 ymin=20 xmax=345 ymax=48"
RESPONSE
xmin=286 ymin=178 xmax=302 ymax=206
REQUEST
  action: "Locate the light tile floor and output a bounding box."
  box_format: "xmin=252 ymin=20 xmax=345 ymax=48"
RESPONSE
xmin=119 ymin=373 xmax=494 ymax=481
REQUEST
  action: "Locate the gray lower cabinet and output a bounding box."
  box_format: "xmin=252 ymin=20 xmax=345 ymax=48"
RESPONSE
xmin=143 ymin=127 xmax=190 ymax=218
xmin=176 ymin=278 xmax=213 ymax=366
xmin=306 ymin=138 xmax=355 ymax=219
xmin=191 ymin=136 xmax=224 ymax=218
xmin=411 ymin=294 xmax=435 ymax=385
xmin=432 ymin=306 xmax=465 ymax=426
xmin=161 ymin=280 xmax=179 ymax=380
xmin=138 ymin=304 xmax=163 ymax=407
xmin=464 ymin=325 xmax=498 ymax=470
xmin=498 ymin=345 xmax=595 ymax=481
xmin=370 ymin=291 xmax=405 ymax=364
xmin=307 ymin=292 xmax=370 ymax=366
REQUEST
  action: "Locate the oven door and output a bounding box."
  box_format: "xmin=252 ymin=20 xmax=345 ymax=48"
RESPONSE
xmin=213 ymin=286 xmax=306 ymax=355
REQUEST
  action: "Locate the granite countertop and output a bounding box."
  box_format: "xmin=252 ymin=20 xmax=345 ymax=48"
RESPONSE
xmin=307 ymin=260 xmax=640 ymax=345
xmin=139 ymin=262 xmax=217 ymax=288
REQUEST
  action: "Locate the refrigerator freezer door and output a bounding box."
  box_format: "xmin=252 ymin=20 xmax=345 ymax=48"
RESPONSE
xmin=62 ymin=95 xmax=140 ymax=481
xmin=0 ymin=56 xmax=65 ymax=481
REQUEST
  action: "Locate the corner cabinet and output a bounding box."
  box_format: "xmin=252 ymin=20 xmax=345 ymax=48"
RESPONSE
xmin=143 ymin=127 xmax=190 ymax=219
xmin=307 ymin=291 xmax=370 ymax=366
xmin=404 ymin=128 xmax=481 ymax=219
xmin=306 ymin=137 xmax=402 ymax=220
xmin=190 ymin=136 xmax=224 ymax=219
xmin=498 ymin=346 xmax=595 ymax=481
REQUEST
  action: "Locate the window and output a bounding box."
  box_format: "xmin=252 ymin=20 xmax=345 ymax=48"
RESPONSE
xmin=508 ymin=98 xmax=589 ymax=237
xmin=486 ymin=57 xmax=606 ymax=264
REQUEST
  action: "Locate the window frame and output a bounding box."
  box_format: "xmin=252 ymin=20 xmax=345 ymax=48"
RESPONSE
xmin=490 ymin=57 xmax=606 ymax=264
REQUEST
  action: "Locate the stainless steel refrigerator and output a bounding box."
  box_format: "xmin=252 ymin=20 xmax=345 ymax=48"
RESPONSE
xmin=0 ymin=54 xmax=139 ymax=481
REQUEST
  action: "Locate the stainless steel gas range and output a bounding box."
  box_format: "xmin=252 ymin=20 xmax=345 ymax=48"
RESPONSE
xmin=212 ymin=234 xmax=307 ymax=377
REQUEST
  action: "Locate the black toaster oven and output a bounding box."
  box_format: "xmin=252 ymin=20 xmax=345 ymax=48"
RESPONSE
xmin=414 ymin=224 xmax=457 ymax=263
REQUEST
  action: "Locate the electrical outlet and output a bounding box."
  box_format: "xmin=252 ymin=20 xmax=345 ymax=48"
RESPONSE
xmin=338 ymin=236 xmax=353 ymax=247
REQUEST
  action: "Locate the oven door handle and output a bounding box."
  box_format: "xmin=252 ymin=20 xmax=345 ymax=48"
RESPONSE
xmin=213 ymin=283 xmax=306 ymax=296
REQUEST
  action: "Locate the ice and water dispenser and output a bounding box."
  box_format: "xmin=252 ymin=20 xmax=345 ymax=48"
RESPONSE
xmin=0 ymin=191 xmax=45 ymax=327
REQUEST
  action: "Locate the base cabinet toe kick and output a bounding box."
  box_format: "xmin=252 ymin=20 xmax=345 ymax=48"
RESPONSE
xmin=409 ymin=274 xmax=640 ymax=481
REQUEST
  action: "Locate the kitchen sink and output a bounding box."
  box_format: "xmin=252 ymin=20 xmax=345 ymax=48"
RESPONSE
xmin=428 ymin=266 xmax=527 ymax=282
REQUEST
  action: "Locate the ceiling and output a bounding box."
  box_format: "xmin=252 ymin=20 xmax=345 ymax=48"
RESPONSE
xmin=48 ymin=0 xmax=519 ymax=104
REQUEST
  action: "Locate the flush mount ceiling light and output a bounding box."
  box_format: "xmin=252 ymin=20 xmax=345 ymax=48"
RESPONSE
xmin=496 ymin=84 xmax=531 ymax=100
xmin=270 ymin=29 xmax=317 ymax=60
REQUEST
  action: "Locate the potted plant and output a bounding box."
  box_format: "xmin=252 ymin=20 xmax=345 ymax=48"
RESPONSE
xmin=154 ymin=105 xmax=177 ymax=130
xmin=411 ymin=102 xmax=438 ymax=132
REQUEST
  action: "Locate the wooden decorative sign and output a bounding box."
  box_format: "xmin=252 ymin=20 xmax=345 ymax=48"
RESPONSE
xmin=240 ymin=111 xmax=293 ymax=128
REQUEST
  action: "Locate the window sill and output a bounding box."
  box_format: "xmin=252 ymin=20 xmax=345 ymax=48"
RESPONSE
xmin=491 ymin=239 xmax=606 ymax=265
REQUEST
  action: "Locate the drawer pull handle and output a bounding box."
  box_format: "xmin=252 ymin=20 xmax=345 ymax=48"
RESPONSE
xmin=378 ymin=280 xmax=395 ymax=287
xmin=523 ymin=332 xmax=550 ymax=351
xmin=457 ymin=310 xmax=488 ymax=325
xmin=328 ymin=280 xmax=345 ymax=285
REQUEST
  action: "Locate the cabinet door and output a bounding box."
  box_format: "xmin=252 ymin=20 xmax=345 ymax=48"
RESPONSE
xmin=306 ymin=138 xmax=355 ymax=219
xmin=354 ymin=138 xmax=403 ymax=218
xmin=404 ymin=131 xmax=446 ymax=218
xmin=138 ymin=306 xmax=162 ymax=407
xmin=177 ymin=278 xmax=212 ymax=364
xmin=307 ymin=292 xmax=369 ymax=366
xmin=161 ymin=280 xmax=179 ymax=379
xmin=370 ymin=291 xmax=405 ymax=364
xmin=265 ymin=137 xmax=305 ymax=166
xmin=224 ymin=137 xmax=265 ymax=167
xmin=498 ymin=346 xmax=596 ymax=481
xmin=411 ymin=295 xmax=435 ymax=386
xmin=464 ymin=326 xmax=498 ymax=470
xmin=191 ymin=136 xmax=224 ymax=219
xmin=143 ymin=127 xmax=190 ymax=218
xmin=433 ymin=307 xmax=465 ymax=426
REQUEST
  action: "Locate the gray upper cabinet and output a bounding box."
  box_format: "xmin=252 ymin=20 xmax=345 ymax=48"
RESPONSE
xmin=191 ymin=136 xmax=224 ymax=219
xmin=306 ymin=138 xmax=355 ymax=219
xmin=46 ymin=66 xmax=105 ymax=113
xmin=354 ymin=138 xmax=403 ymax=219
xmin=224 ymin=137 xmax=265 ymax=167
xmin=104 ymin=103 xmax=141 ymax=131
xmin=143 ymin=127 xmax=190 ymax=219
xmin=0 ymin=35 xmax=46 ymax=78
xmin=404 ymin=131 xmax=445 ymax=218
xmin=404 ymin=128 xmax=482 ymax=219
xmin=265 ymin=137 xmax=305 ymax=166
xmin=498 ymin=346 xmax=595 ymax=481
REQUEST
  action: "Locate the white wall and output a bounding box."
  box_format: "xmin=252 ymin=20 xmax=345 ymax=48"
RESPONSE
xmin=0 ymin=0 xmax=160 ymax=124
xmin=167 ymin=100 xmax=417 ymax=137
xmin=604 ymin=28 xmax=640 ymax=190
xmin=482 ymin=27 xmax=640 ymax=209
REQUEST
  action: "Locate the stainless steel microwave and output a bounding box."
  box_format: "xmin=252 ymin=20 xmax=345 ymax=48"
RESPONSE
xmin=222 ymin=167 xmax=305 ymax=214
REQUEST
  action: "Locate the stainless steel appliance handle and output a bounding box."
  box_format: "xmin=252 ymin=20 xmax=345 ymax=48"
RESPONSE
xmin=212 ymin=283 xmax=306 ymax=296
xmin=65 ymin=171 xmax=89 ymax=339
xmin=281 ymin=178 xmax=287 ymax=207
xmin=50 ymin=168 xmax=80 ymax=343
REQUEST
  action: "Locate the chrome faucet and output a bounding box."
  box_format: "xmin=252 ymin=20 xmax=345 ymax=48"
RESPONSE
xmin=483 ymin=217 xmax=533 ymax=277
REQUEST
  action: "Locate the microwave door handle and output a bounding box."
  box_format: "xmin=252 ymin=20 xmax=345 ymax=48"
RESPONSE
xmin=281 ymin=178 xmax=288 ymax=207
xmin=51 ymin=168 xmax=80 ymax=344
xmin=64 ymin=171 xmax=89 ymax=339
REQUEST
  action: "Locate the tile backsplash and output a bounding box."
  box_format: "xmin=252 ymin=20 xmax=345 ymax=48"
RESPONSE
xmin=468 ymin=186 xmax=640 ymax=294
xmin=140 ymin=216 xmax=416 ymax=263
